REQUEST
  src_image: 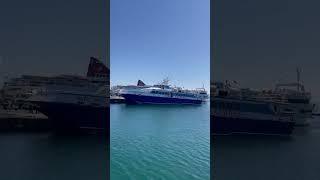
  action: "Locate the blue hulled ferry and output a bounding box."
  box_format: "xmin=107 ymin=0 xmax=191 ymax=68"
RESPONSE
xmin=119 ymin=79 xmax=208 ymax=105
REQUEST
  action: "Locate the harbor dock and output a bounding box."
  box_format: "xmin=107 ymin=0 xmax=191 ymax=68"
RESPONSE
xmin=0 ymin=110 xmax=50 ymax=131
xmin=110 ymin=95 xmax=126 ymax=104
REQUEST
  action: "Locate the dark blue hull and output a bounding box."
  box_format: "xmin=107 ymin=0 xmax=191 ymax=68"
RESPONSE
xmin=31 ymin=101 xmax=109 ymax=133
xmin=110 ymin=97 xmax=126 ymax=104
xmin=122 ymin=94 xmax=202 ymax=105
xmin=211 ymin=116 xmax=294 ymax=135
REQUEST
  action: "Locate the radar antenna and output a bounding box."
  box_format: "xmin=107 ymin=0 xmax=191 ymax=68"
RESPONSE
xmin=161 ymin=77 xmax=169 ymax=85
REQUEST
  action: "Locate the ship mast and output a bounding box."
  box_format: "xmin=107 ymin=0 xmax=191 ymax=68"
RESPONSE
xmin=162 ymin=77 xmax=169 ymax=86
xmin=296 ymin=67 xmax=301 ymax=92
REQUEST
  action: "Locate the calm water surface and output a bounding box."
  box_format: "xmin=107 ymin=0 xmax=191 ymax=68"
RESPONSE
xmin=0 ymin=133 xmax=108 ymax=180
xmin=213 ymin=117 xmax=320 ymax=180
xmin=111 ymin=103 xmax=210 ymax=180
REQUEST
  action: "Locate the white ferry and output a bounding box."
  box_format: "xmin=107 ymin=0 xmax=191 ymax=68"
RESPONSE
xmin=3 ymin=57 xmax=109 ymax=132
xmin=119 ymin=79 xmax=208 ymax=105
xmin=211 ymin=81 xmax=295 ymax=135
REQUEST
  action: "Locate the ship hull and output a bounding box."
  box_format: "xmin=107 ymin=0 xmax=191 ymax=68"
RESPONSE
xmin=121 ymin=94 xmax=202 ymax=105
xmin=110 ymin=96 xmax=126 ymax=104
xmin=31 ymin=101 xmax=109 ymax=133
xmin=291 ymin=103 xmax=313 ymax=126
xmin=211 ymin=115 xmax=294 ymax=135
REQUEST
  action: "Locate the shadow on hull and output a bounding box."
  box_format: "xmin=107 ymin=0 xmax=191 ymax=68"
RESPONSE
xmin=31 ymin=101 xmax=109 ymax=136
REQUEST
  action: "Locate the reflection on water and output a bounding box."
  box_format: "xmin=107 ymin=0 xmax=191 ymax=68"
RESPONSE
xmin=212 ymin=118 xmax=320 ymax=180
xmin=0 ymin=133 xmax=108 ymax=180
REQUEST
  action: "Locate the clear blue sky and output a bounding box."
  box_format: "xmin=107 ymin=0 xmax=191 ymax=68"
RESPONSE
xmin=0 ymin=0 xmax=107 ymax=86
xmin=213 ymin=0 xmax=320 ymax=100
xmin=111 ymin=0 xmax=209 ymax=90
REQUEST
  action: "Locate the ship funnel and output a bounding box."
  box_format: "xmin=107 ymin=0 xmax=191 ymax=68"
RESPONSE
xmin=137 ymin=80 xmax=146 ymax=86
xmin=87 ymin=57 xmax=109 ymax=78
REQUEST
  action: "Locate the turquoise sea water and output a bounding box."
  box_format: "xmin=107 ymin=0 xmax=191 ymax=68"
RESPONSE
xmin=111 ymin=103 xmax=210 ymax=180
xmin=0 ymin=133 xmax=108 ymax=180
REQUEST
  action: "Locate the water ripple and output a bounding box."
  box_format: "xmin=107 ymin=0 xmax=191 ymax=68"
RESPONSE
xmin=111 ymin=104 xmax=210 ymax=180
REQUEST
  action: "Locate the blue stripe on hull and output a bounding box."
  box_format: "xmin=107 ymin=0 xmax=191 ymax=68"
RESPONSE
xmin=32 ymin=101 xmax=109 ymax=132
xmin=211 ymin=115 xmax=294 ymax=135
xmin=122 ymin=94 xmax=202 ymax=105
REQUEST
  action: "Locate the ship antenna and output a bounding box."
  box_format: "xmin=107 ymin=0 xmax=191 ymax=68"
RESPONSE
xmin=297 ymin=67 xmax=301 ymax=91
xmin=162 ymin=77 xmax=169 ymax=85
